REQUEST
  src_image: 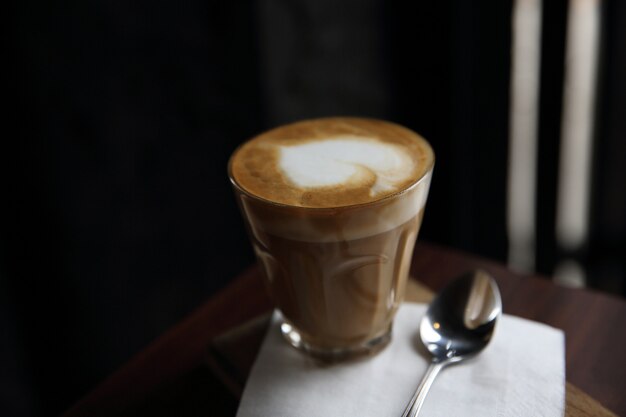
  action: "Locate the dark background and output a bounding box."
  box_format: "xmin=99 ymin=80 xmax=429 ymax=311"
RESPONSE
xmin=4 ymin=0 xmax=625 ymax=415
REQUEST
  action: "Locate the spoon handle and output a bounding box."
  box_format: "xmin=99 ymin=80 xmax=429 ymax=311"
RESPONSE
xmin=401 ymin=362 xmax=444 ymax=417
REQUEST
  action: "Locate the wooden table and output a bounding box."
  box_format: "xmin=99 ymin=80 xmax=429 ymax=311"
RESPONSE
xmin=64 ymin=242 xmax=626 ymax=416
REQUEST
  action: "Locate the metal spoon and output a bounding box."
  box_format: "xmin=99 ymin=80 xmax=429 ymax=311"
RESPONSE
xmin=401 ymin=270 xmax=502 ymax=417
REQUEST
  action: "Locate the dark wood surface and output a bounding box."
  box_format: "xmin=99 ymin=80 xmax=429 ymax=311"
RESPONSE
xmin=64 ymin=242 xmax=626 ymax=416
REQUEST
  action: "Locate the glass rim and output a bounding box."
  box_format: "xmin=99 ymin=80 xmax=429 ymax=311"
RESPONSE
xmin=227 ymin=151 xmax=435 ymax=213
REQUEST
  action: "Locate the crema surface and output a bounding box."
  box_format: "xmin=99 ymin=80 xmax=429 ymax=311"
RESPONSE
xmin=230 ymin=118 xmax=434 ymax=208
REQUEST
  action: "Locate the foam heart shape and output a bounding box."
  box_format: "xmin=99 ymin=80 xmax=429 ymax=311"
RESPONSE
xmin=278 ymin=135 xmax=415 ymax=196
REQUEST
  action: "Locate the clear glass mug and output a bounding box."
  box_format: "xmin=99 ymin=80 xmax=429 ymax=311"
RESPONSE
xmin=229 ymin=127 xmax=433 ymax=360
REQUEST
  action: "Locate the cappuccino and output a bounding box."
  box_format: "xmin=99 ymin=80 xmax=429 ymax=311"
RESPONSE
xmin=229 ymin=117 xmax=434 ymax=358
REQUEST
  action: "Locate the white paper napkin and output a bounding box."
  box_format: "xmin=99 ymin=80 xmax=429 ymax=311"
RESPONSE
xmin=236 ymin=303 xmax=565 ymax=417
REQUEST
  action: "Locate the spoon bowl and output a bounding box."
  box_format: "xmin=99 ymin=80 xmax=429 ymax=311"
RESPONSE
xmin=401 ymin=270 xmax=502 ymax=417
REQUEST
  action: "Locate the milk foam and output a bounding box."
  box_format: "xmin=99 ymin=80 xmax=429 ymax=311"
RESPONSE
xmin=278 ymin=136 xmax=415 ymax=196
xmin=232 ymin=117 xmax=434 ymax=241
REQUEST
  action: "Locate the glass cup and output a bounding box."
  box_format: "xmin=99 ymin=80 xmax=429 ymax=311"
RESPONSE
xmin=229 ymin=123 xmax=433 ymax=360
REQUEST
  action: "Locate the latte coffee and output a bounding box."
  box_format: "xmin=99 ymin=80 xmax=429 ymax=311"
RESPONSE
xmin=229 ymin=117 xmax=434 ymax=358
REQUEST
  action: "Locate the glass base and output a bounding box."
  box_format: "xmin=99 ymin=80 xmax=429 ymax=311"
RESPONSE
xmin=280 ymin=321 xmax=392 ymax=361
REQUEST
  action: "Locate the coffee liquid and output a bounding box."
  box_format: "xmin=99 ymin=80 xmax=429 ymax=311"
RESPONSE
xmin=230 ymin=117 xmax=434 ymax=355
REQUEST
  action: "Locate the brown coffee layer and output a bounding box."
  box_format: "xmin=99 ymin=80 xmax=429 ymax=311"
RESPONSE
xmin=230 ymin=117 xmax=434 ymax=208
xmin=254 ymin=213 xmax=423 ymax=348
